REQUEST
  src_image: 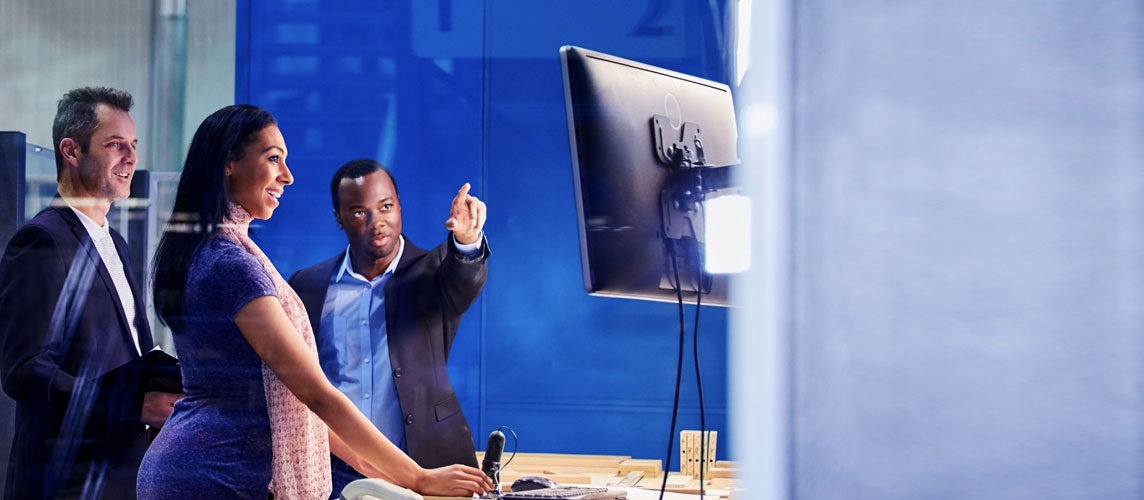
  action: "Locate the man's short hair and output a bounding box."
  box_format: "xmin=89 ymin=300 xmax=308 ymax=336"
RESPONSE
xmin=330 ymin=158 xmax=399 ymax=212
xmin=52 ymin=87 xmax=134 ymax=180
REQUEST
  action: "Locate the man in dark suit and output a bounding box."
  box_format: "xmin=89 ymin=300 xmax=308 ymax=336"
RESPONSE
xmin=288 ymin=159 xmax=489 ymax=497
xmin=0 ymin=87 xmax=181 ymax=499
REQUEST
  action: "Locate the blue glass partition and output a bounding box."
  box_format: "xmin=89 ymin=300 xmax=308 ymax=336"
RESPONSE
xmin=237 ymin=0 xmax=734 ymax=462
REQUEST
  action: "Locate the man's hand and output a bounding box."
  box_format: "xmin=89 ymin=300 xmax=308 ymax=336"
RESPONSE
xmin=444 ymin=182 xmax=487 ymax=245
xmin=141 ymin=390 xmax=183 ymax=428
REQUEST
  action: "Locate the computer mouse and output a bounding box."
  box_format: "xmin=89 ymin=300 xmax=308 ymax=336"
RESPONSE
xmin=341 ymin=477 xmax=423 ymax=500
xmin=510 ymin=476 xmax=558 ymax=492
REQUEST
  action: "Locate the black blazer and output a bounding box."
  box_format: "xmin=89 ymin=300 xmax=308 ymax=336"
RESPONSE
xmin=289 ymin=235 xmax=489 ymax=469
xmin=0 ymin=203 xmax=153 ymax=500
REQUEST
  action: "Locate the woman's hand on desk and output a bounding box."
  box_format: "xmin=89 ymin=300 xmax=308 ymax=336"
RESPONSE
xmin=411 ymin=464 xmax=493 ymax=497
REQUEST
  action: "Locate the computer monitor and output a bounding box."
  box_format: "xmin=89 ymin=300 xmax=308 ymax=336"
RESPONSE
xmin=560 ymin=46 xmax=743 ymax=306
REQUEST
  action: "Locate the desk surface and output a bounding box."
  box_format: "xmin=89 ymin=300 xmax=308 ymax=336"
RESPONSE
xmin=451 ymin=452 xmax=740 ymax=499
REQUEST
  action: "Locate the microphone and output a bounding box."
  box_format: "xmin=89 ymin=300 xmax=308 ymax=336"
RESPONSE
xmin=482 ymin=430 xmax=506 ymax=490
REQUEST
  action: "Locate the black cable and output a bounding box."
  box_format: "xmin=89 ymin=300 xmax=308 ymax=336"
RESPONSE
xmin=498 ymin=425 xmax=519 ymax=470
xmin=692 ymin=241 xmax=706 ymax=499
xmin=659 ymin=239 xmax=687 ymax=500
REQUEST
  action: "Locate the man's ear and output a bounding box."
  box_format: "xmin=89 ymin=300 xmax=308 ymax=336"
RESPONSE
xmin=333 ymin=210 xmax=343 ymax=229
xmin=58 ymin=138 xmax=81 ymax=167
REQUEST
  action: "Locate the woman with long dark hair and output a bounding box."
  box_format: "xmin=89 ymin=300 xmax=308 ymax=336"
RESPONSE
xmin=137 ymin=105 xmax=491 ymax=498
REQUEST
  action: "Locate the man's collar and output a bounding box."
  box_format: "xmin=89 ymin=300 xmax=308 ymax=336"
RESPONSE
xmin=56 ymin=191 xmax=113 ymax=226
xmin=335 ymin=235 xmax=406 ymax=283
xmin=67 ymin=204 xmax=110 ymax=239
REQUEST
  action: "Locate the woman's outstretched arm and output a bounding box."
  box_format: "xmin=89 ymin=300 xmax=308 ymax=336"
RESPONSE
xmin=235 ymin=296 xmax=492 ymax=497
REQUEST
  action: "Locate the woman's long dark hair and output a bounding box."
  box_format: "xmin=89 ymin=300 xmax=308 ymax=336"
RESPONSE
xmin=152 ymin=105 xmax=276 ymax=326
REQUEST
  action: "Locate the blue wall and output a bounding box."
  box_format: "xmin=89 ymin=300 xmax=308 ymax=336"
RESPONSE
xmin=236 ymin=0 xmax=732 ymax=463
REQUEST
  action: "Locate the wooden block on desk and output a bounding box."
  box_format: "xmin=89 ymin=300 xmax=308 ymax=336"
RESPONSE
xmin=715 ymin=460 xmax=737 ymax=469
xmin=628 ymin=475 xmax=737 ymax=496
xmin=707 ymin=466 xmax=738 ymax=479
xmin=636 ymin=472 xmax=691 ymax=488
xmin=502 ymin=455 xmax=625 ymax=468
xmin=479 ymin=452 xmax=629 ymax=464
xmin=708 ymin=477 xmax=735 ymax=489
xmin=550 ymin=474 xmax=592 ymax=485
xmin=508 ymin=452 xmax=631 ymax=461
xmin=506 ymin=464 xmax=621 ymax=475
xmin=503 ymin=465 xmax=551 ymax=473
xmin=608 ymin=470 xmax=645 ymax=487
xmin=680 ymin=430 xmax=717 ymax=477
xmin=618 ymin=459 xmax=661 ymax=477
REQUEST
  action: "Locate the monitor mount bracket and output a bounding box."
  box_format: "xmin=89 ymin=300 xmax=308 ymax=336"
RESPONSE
xmin=652 ymin=115 xmax=740 ymax=294
xmin=653 ymin=114 xmax=711 ymax=242
xmin=653 ymin=115 xmax=708 ymax=170
xmin=652 ymin=115 xmax=719 ymax=294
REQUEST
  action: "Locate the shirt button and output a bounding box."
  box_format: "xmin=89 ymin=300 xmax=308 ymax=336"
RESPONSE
xmin=405 ymin=414 xmax=414 ymax=424
xmin=363 ymin=357 xmax=370 ymax=363
xmin=364 ymin=393 xmax=371 ymax=399
xmin=393 ymin=368 xmax=402 ymax=378
xmin=360 ymin=320 xmax=367 ymax=326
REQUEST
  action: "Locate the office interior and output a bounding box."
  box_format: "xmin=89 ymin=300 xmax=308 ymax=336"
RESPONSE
xmin=1 ymin=1 xmax=1141 ymax=498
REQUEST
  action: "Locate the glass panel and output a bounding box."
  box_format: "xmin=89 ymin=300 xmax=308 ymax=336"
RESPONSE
xmin=147 ymin=171 xmax=183 ymax=350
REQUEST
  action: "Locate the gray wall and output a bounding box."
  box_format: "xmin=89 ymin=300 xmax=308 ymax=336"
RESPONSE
xmin=0 ymin=0 xmax=233 ymax=155
xmin=783 ymin=1 xmax=1143 ymax=498
xmin=183 ymin=0 xmax=235 ymax=159
xmin=0 ymin=0 xmax=153 ymax=148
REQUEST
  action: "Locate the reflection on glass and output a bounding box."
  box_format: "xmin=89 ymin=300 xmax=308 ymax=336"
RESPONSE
xmin=23 ymin=143 xmax=56 ymax=220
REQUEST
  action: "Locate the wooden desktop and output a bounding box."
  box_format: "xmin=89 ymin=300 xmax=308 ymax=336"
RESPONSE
xmin=421 ymin=452 xmax=739 ymax=499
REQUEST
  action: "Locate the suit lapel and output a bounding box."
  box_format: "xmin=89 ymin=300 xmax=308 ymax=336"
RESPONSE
xmin=56 ymin=206 xmax=139 ymax=357
xmin=112 ymin=232 xmax=153 ymax=352
xmin=384 ymin=271 xmax=400 ymax=350
xmin=384 ymin=238 xmax=409 ymax=348
xmin=384 ymin=236 xmax=427 ymax=347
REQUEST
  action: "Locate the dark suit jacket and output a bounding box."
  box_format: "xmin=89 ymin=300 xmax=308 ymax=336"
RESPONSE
xmin=289 ymin=234 xmax=489 ymax=469
xmin=0 ymin=203 xmax=154 ymax=500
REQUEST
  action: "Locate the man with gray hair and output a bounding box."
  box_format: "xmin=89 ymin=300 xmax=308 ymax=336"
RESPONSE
xmin=0 ymin=87 xmax=180 ymax=499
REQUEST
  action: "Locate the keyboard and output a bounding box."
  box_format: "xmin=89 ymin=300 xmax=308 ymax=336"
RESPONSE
xmin=499 ymin=486 xmax=626 ymax=500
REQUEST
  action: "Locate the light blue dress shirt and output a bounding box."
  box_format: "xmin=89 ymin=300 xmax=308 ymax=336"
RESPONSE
xmin=317 ymin=233 xmax=482 ymax=451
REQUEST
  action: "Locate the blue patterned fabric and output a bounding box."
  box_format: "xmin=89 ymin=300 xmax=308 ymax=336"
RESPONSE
xmin=137 ymin=237 xmax=278 ymax=498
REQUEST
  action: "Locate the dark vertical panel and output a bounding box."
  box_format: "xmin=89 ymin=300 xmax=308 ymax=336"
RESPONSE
xmin=0 ymin=132 xmax=26 ymax=246
xmin=0 ymin=131 xmax=25 ymax=498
